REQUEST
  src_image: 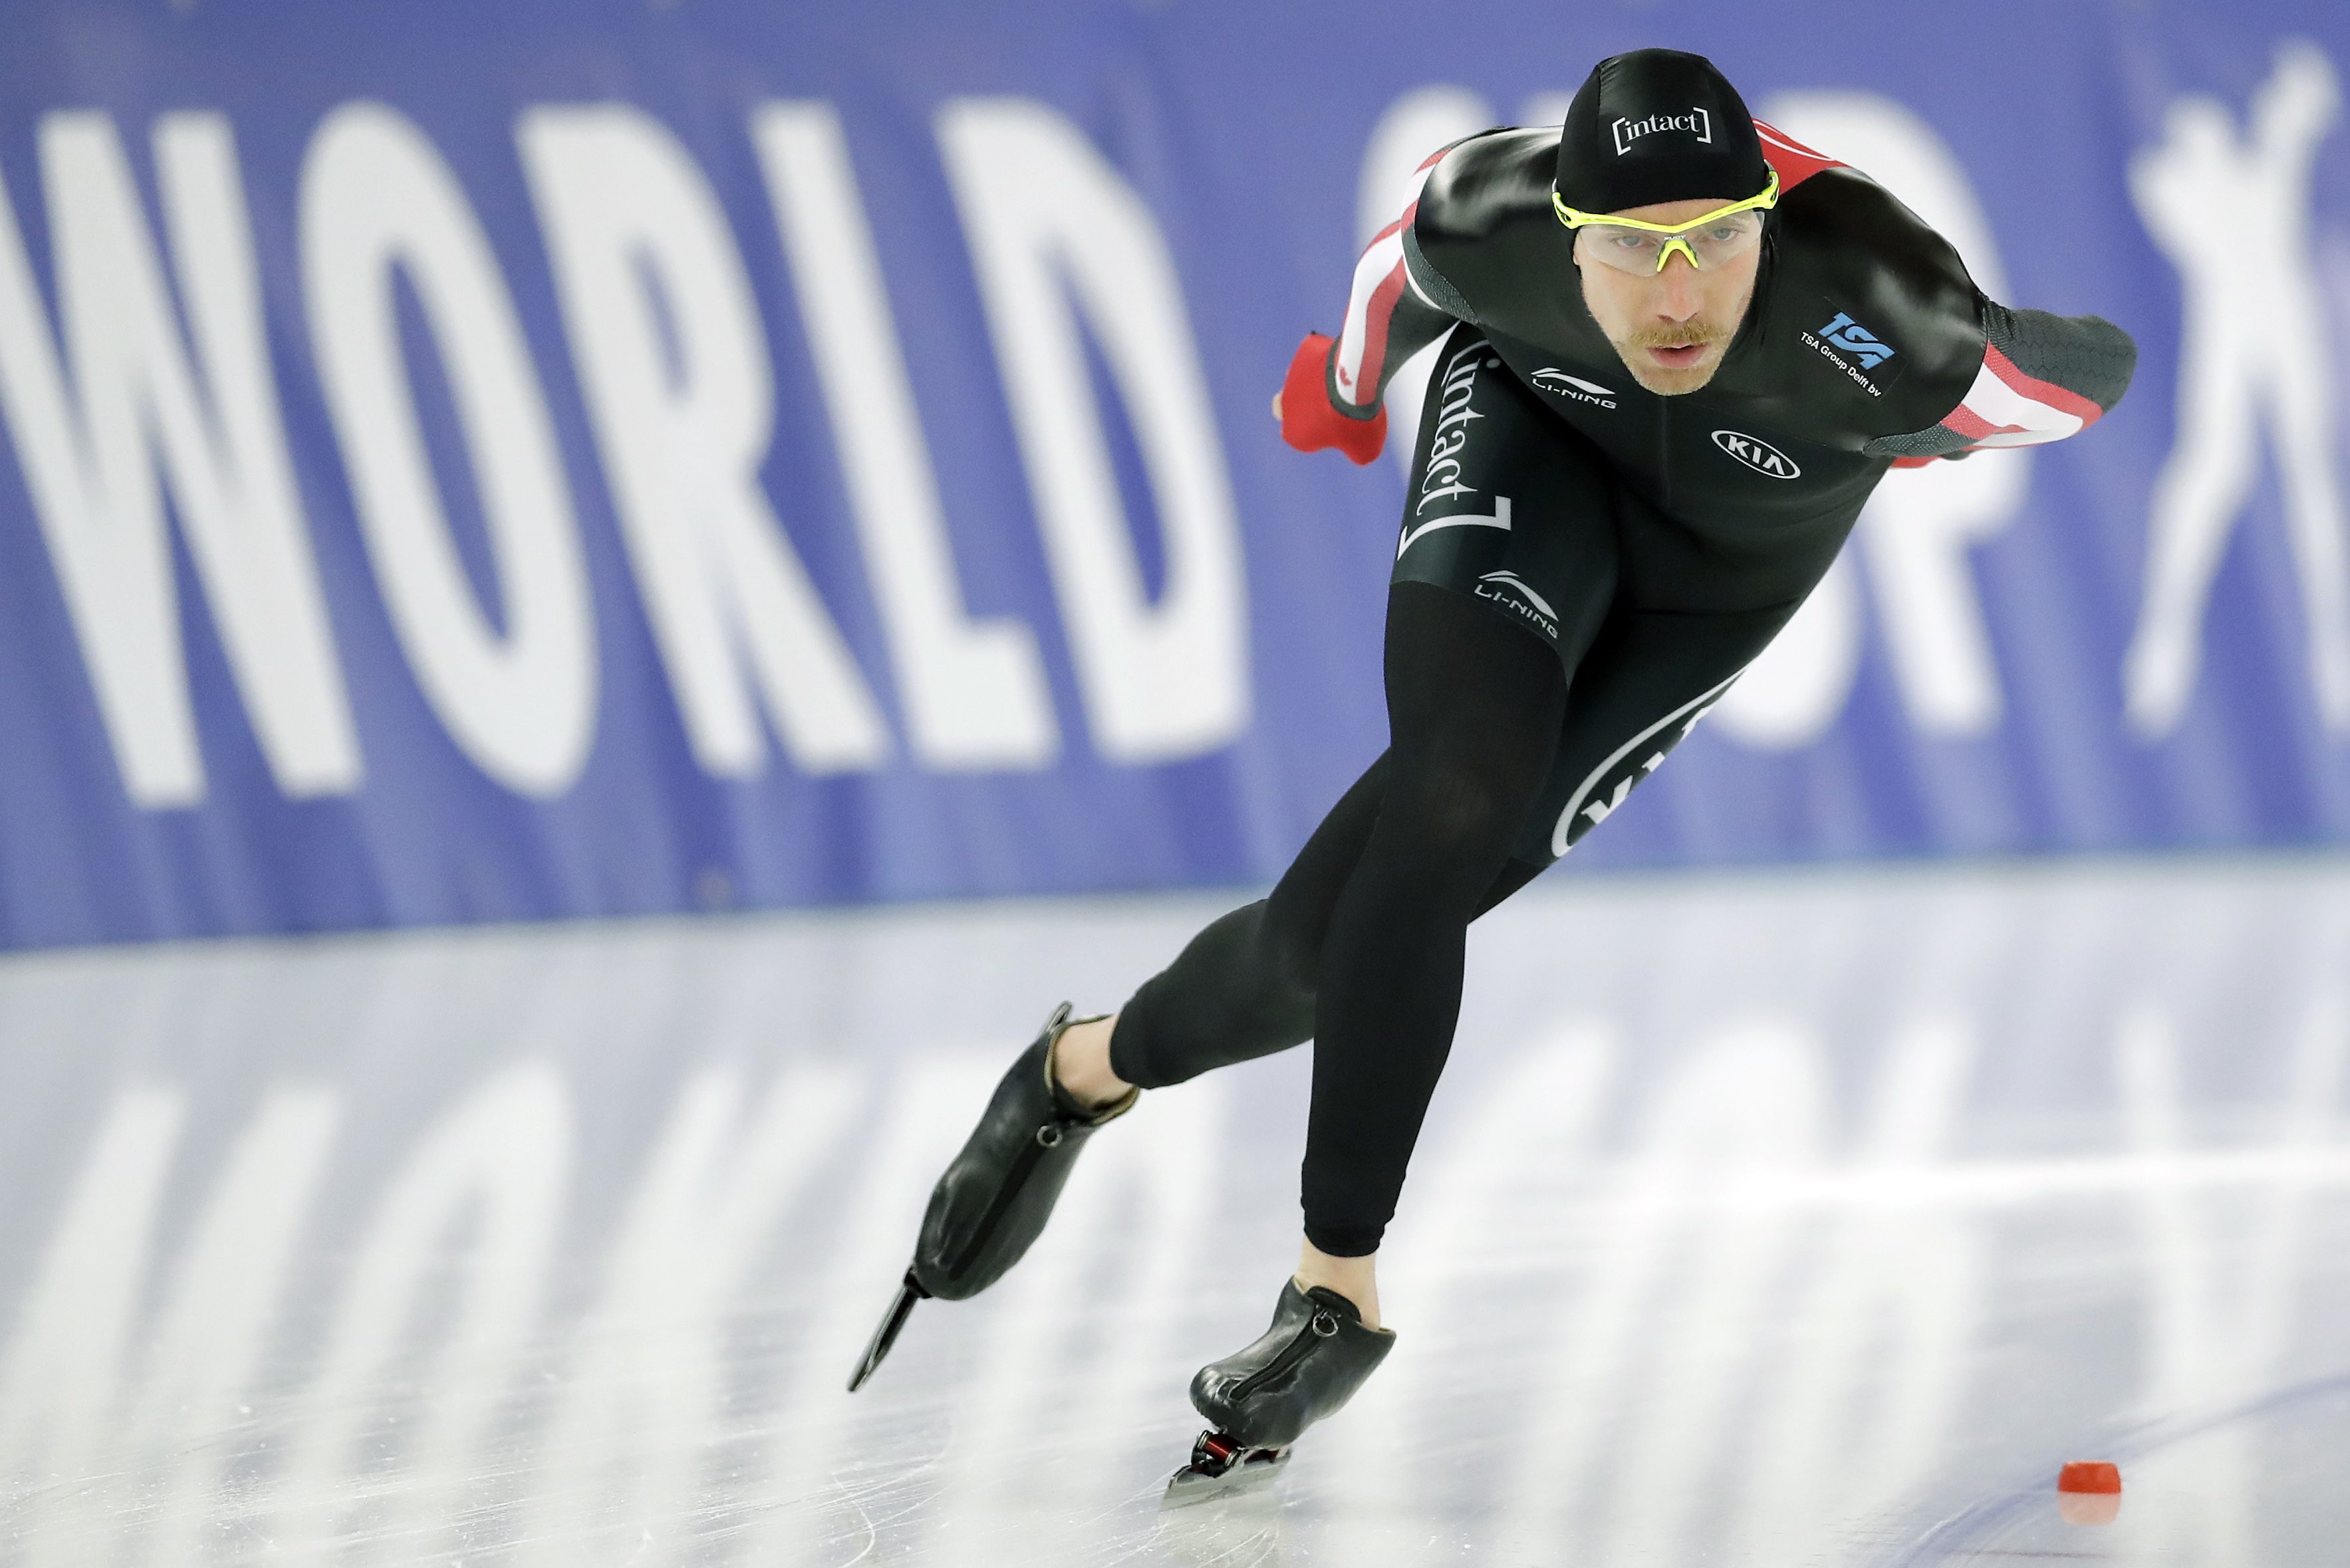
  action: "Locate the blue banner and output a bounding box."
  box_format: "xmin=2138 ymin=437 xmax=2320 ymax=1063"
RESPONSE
xmin=0 ymin=1 xmax=2345 ymax=949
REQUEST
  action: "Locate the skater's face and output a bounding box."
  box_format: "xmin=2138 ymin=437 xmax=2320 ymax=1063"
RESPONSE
xmin=1575 ymin=196 xmax=1762 ymax=396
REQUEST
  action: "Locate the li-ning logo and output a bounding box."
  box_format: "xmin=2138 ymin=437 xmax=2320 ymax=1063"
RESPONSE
xmin=1711 ymin=429 xmax=1801 ymax=479
xmin=1612 ymin=108 xmax=1712 ymax=156
xmin=1531 ymin=368 xmax=1619 ymax=409
xmin=1475 ymin=570 xmax=1558 ymax=635
xmin=1817 ymin=312 xmax=1896 ymax=370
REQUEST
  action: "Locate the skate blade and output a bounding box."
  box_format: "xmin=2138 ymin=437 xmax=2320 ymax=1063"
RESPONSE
xmin=845 ymin=1267 xmax=930 ymax=1392
xmin=1162 ymin=1439 xmax=1289 ymax=1507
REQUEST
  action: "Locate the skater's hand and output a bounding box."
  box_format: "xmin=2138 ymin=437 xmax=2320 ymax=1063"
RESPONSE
xmin=1277 ymin=332 xmax=1386 ymax=465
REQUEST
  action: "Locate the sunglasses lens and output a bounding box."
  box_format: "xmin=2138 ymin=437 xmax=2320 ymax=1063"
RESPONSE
xmin=1686 ymin=213 xmax=1765 ymax=267
xmin=1577 ymin=225 xmax=1668 ymax=274
xmin=1575 ymin=210 xmax=1765 ymax=275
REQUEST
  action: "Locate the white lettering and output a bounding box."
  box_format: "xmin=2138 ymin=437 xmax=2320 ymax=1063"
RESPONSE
xmin=1315 ymin=1025 xmax=1616 ymax=1560
xmin=749 ymin=1051 xmax=1003 ymax=1561
xmin=937 ymin=98 xmax=1249 ymax=763
xmin=1728 ymin=1017 xmax=1982 ymax=1550
xmin=0 ymin=115 xmax=358 ymax=806
xmin=1612 ymin=108 xmax=1712 ymax=156
xmin=516 ymin=1063 xmax=859 ymax=1563
xmin=0 ymin=1090 xmax=183 ymax=1529
xmin=268 ymin=1064 xmax=571 ymax=1557
xmin=1413 ymin=344 xmax=1488 ymax=511
xmin=753 ymin=102 xmax=1057 ymax=770
xmin=302 ymin=104 xmax=597 ymax=796
xmin=923 ymin=1085 xmax=1226 ymax=1557
xmin=1497 ymin=1020 xmax=1827 ymax=1557
xmin=519 ymin=106 xmax=890 ymax=777
xmin=1552 ymin=676 xmax=1731 ymax=856
xmin=123 ymin=1090 xmax=342 ymax=1568
xmin=1582 ymin=773 xmax=1635 ymax=826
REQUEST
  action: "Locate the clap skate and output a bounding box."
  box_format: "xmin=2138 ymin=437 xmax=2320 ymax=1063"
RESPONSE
xmin=1164 ymin=1278 xmax=1395 ymax=1505
xmin=847 ymin=1003 xmax=1137 ymax=1390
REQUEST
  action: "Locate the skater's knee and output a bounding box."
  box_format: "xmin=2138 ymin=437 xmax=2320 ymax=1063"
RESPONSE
xmin=1380 ymin=751 xmax=1543 ymax=868
xmin=1109 ymin=900 xmax=1317 ymax=1087
xmin=1253 ymin=903 xmax=1321 ymax=999
xmin=1200 ymin=898 xmax=1317 ymax=1000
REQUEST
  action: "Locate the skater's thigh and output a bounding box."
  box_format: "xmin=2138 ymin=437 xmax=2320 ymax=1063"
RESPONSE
xmin=1261 ymin=751 xmax=1390 ymax=962
xmin=1390 ymin=328 xmax=1622 ymax=688
xmin=1492 ymin=488 xmax=1866 ymax=879
xmin=1510 ymin=598 xmax=1814 ymax=870
xmin=1380 ymin=584 xmax=1566 ymax=781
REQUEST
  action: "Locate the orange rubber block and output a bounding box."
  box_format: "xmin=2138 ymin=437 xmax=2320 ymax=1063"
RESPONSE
xmin=2057 ymin=1461 xmax=2122 ymax=1525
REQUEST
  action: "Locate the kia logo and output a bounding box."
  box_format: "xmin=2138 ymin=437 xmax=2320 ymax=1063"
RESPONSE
xmin=1710 ymin=429 xmax=1801 ymax=479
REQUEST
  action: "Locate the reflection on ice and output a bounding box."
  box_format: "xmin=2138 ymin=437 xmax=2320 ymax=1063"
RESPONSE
xmin=1 ymin=856 xmax=2349 ymax=1564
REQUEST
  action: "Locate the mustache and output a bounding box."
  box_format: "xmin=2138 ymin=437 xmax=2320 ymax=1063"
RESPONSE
xmin=1623 ymin=320 xmax=1734 ymax=350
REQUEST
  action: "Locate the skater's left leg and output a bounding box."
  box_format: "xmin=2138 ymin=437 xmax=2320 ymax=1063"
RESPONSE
xmin=1286 ymin=348 xmax=1622 ymax=1313
xmin=1171 ymin=339 xmax=1614 ymax=1472
xmin=1054 ymin=755 xmax=1394 ymax=1106
xmin=1299 ymin=583 xmax=1569 ymax=1285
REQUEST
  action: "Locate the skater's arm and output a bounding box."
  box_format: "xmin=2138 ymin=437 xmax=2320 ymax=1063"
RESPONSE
xmin=1865 ymin=302 xmax=2137 ymax=463
xmin=1277 ymin=146 xmax=1468 ymax=465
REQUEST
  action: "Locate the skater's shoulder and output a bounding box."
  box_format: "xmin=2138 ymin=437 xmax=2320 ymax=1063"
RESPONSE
xmin=1732 ymin=165 xmax=1990 ymax=438
xmin=1407 ymin=128 xmax=1577 ymax=328
xmin=1767 ymin=165 xmax=1980 ymax=340
xmin=1412 ymin=128 xmax=1561 ymax=248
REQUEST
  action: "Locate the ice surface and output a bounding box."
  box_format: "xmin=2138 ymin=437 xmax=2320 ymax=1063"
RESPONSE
xmin=1 ymin=856 xmax=2348 ymax=1565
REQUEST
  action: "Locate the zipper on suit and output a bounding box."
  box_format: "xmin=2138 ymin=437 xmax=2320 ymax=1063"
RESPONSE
xmin=1657 ymin=398 xmax=1674 ymax=510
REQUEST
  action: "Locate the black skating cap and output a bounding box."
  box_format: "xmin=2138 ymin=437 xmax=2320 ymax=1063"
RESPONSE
xmin=1553 ymin=49 xmax=1770 ymax=215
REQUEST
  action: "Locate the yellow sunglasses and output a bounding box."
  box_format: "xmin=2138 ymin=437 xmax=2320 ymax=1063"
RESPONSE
xmin=1551 ymin=170 xmax=1781 ymax=275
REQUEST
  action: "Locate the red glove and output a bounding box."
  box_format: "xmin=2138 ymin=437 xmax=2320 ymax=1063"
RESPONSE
xmin=1279 ymin=332 xmax=1386 ymax=465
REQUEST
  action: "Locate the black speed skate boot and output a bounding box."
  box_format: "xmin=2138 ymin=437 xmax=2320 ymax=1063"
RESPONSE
xmin=1164 ymin=1279 xmax=1396 ymax=1504
xmin=847 ymin=1003 xmax=1138 ymax=1390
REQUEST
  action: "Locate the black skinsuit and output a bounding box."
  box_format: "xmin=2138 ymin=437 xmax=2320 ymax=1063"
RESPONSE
xmin=1106 ymin=118 xmax=2137 ymax=1257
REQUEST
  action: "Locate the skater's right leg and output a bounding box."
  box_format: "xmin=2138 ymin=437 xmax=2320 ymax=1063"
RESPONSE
xmin=1066 ymin=753 xmax=1396 ymax=1097
xmin=1057 ymin=761 xmax=1562 ymax=1111
xmin=848 ymin=1001 xmax=1139 ymax=1389
xmin=859 ymin=719 xmax=1412 ymax=1386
